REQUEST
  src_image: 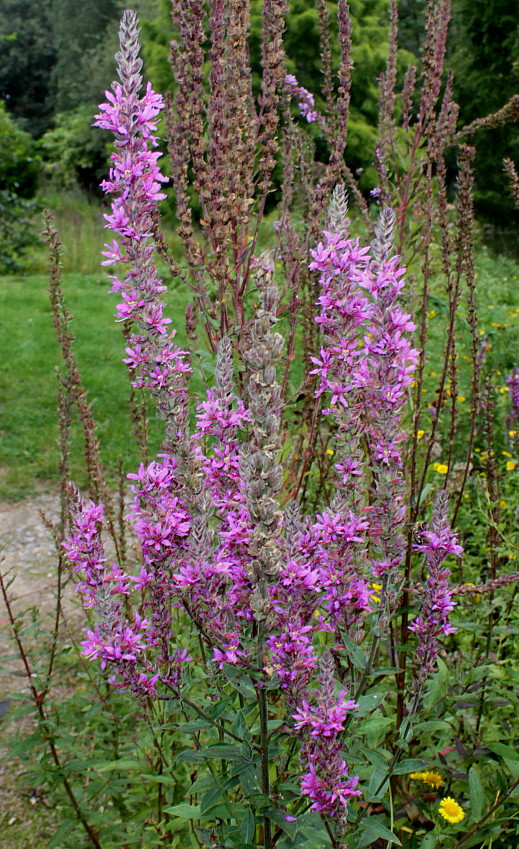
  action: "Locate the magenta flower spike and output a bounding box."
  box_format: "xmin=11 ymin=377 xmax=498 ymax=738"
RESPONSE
xmin=409 ymin=491 xmax=462 ymax=679
xmin=507 ymin=367 xmax=519 ymax=421
xmin=94 ymin=11 xmax=191 ymax=435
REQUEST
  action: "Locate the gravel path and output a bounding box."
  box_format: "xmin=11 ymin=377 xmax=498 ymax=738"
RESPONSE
xmin=0 ymin=493 xmax=63 ymax=613
xmin=0 ymin=493 xmax=71 ymax=843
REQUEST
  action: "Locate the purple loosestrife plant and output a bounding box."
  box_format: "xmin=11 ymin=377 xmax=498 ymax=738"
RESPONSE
xmin=61 ymin=11 xmax=467 ymax=849
xmin=94 ymin=14 xmax=191 ymax=444
xmin=507 ymin=368 xmax=519 ymax=423
xmin=409 ymin=491 xmax=463 ymax=687
xmin=310 ymin=191 xmax=419 ymax=611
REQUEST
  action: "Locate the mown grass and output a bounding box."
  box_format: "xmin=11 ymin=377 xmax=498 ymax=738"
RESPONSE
xmin=0 ymin=271 xmax=192 ymax=501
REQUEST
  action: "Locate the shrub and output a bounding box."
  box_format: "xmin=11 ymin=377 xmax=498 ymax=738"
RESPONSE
xmin=0 ymin=100 xmax=40 ymax=271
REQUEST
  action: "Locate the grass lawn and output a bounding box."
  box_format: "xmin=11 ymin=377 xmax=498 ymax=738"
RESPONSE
xmin=0 ymin=271 xmax=192 ymax=501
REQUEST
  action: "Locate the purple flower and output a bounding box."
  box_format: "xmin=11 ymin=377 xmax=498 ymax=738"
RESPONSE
xmin=285 ymin=74 xmax=327 ymax=128
xmin=293 ymin=654 xmax=361 ymax=824
xmin=409 ymin=492 xmax=462 ymax=678
xmin=94 ymin=12 xmax=191 ymax=413
xmin=507 ymin=368 xmax=519 ymax=420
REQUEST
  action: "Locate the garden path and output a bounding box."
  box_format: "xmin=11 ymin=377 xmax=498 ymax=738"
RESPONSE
xmin=0 ymin=492 xmax=77 ymax=844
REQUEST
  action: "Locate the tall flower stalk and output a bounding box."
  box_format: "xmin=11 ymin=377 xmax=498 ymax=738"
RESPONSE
xmin=409 ymin=491 xmax=463 ymax=687
xmin=94 ymin=11 xmax=191 ymax=449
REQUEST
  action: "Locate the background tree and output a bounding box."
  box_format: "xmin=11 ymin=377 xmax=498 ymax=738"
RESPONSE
xmin=0 ymin=0 xmax=56 ymax=136
xmin=49 ymin=0 xmax=121 ymax=114
xmin=0 ymin=101 xmax=40 ymax=271
xmin=449 ymin=0 xmax=519 ymax=220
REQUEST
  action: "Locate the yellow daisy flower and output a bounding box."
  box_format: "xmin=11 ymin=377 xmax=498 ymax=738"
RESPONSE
xmin=438 ymin=797 xmax=465 ymax=824
xmin=410 ymin=771 xmax=445 ymax=789
xmin=432 ymin=462 xmax=448 ymax=474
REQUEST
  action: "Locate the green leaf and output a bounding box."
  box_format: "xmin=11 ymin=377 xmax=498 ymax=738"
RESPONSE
xmin=189 ymin=775 xmax=214 ymax=794
xmin=356 ymin=692 xmax=387 ymax=716
xmin=95 ymin=759 xmax=141 ymax=772
xmin=240 ymin=809 xmax=256 ymax=843
xmin=393 ymin=759 xmax=430 ymax=775
xmin=223 ymin=665 xmax=257 ymax=698
xmin=357 ymin=819 xmax=402 ymax=846
xmin=143 ymin=774 xmax=177 ymax=786
xmin=341 ymin=634 xmax=368 ymax=671
xmin=361 ymin=747 xmax=392 ymax=767
xmin=177 ymin=748 xmax=206 ymax=762
xmin=423 ymin=657 xmax=449 ymax=709
xmin=367 ymin=765 xmax=388 ymax=800
xmin=469 ymin=765 xmax=485 ymax=820
xmin=180 ymin=718 xmax=213 ymax=732
xmin=265 ymin=807 xmax=298 ymax=839
xmin=486 ymin=742 xmax=519 ymax=761
xmin=362 ymin=717 xmax=393 ymax=734
xmin=164 ymin=803 xmax=202 ymax=819
xmin=504 ymin=758 xmax=519 ymax=779
xmin=231 ymin=709 xmax=252 ymax=741
xmin=203 ymin=744 xmax=243 ymax=759
xmin=237 ymin=764 xmax=259 ymax=795
xmin=201 ymin=784 xmax=226 ymax=814
xmin=414 ymin=720 xmax=450 ymax=734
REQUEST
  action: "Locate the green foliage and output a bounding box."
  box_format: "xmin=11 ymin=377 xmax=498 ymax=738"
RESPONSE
xmin=448 ymin=0 xmax=519 ymax=220
xmin=5 ymin=609 xmax=191 ymax=848
xmin=0 ymin=100 xmax=39 ymax=195
xmin=39 ymin=105 xmax=111 ymax=191
xmin=0 ymin=190 xmax=40 ymax=273
xmin=49 ymin=0 xmax=121 ymax=114
xmin=0 ymin=0 xmax=56 ymax=136
xmin=0 ymin=101 xmax=40 ymax=271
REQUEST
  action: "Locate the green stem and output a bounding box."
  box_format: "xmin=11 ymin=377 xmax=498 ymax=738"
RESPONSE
xmin=257 ymin=620 xmax=272 ymax=849
xmin=162 ymin=685 xmax=261 ymax=752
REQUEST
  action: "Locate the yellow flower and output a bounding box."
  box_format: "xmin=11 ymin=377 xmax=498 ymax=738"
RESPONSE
xmin=499 ymin=386 xmax=509 ymax=394
xmin=432 ymin=463 xmax=448 ymax=474
xmin=369 ymin=582 xmax=383 ymax=603
xmin=502 ymin=451 xmax=512 ymax=458
xmin=438 ymin=797 xmax=465 ymax=824
xmin=509 ymin=431 xmax=517 ymax=437
xmin=500 ymin=500 xmax=507 ymax=509
xmin=457 ymin=396 xmax=466 ymax=402
xmin=410 ymin=771 xmax=445 ymax=789
xmin=326 ymin=449 xmax=334 ymax=456
xmin=417 ymin=430 xmax=425 ymax=440
xmin=507 ymin=461 xmax=517 ymax=471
